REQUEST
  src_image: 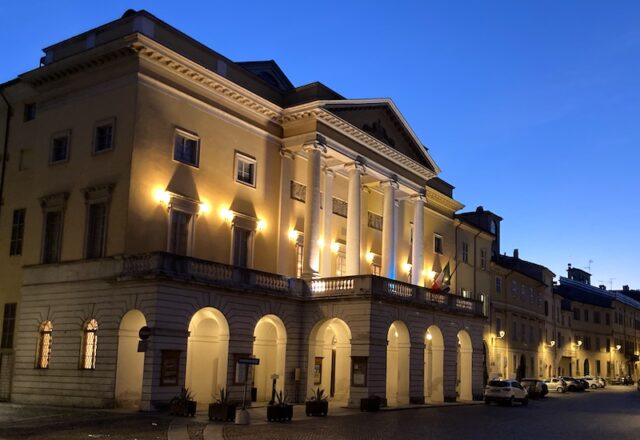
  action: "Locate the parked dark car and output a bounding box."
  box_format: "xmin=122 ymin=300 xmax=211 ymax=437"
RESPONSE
xmin=575 ymin=378 xmax=590 ymax=390
xmin=520 ymin=378 xmax=548 ymax=398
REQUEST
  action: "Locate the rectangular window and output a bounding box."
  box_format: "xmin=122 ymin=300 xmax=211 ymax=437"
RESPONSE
xmin=462 ymin=242 xmax=469 ymax=263
xmin=496 ymin=317 xmax=502 ymax=334
xmin=42 ymin=210 xmax=63 ymax=263
xmin=9 ymin=208 xmax=26 ymax=256
xmin=594 ymin=311 xmax=601 ymax=324
xmin=606 ymin=313 xmax=610 ymax=326
xmin=235 ymin=152 xmax=256 ymax=187
xmin=573 ymin=308 xmax=580 ymax=320
xmin=295 ymin=242 xmax=303 ymax=278
xmin=584 ymin=309 xmax=589 ymax=322
xmin=480 ymin=248 xmax=487 ymax=270
xmin=24 ymin=103 xmax=36 ymax=121
xmin=1 ymin=303 xmax=17 ymax=349
xmin=232 ymin=227 xmax=251 ymax=268
xmin=50 ymin=132 xmax=70 ymax=164
xmin=606 ymin=338 xmax=611 ymax=352
xmin=433 ymin=234 xmax=443 ymax=255
xmin=529 ymin=325 xmax=533 ymax=344
xmin=336 ymin=252 xmax=346 ymax=276
xmin=596 ymin=360 xmax=601 ymax=375
xmin=85 ymin=203 xmax=107 ymax=259
xmin=495 ymin=277 xmax=502 ymax=294
xmin=595 ymin=337 xmax=600 ymax=351
xmin=93 ymin=120 xmax=115 ymax=153
xmin=512 ymin=321 xmax=517 ymax=341
xmin=173 ymin=130 xmax=200 ymax=167
xmin=169 ymin=210 xmax=192 ymax=256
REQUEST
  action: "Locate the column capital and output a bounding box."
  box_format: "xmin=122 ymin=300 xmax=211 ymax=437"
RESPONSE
xmin=280 ymin=148 xmax=296 ymax=160
xmin=380 ymin=179 xmax=399 ymax=190
xmin=322 ymin=166 xmax=336 ymax=178
xmin=302 ymin=140 xmax=327 ymax=154
xmin=344 ymin=160 xmax=365 ymax=174
xmin=412 ymin=191 xmax=426 ymax=202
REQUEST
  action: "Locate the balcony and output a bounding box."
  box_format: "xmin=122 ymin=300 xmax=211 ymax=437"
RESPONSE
xmin=118 ymin=252 xmax=485 ymax=317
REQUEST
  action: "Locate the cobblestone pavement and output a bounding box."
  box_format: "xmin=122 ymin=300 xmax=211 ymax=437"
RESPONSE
xmin=224 ymin=387 xmax=640 ymax=440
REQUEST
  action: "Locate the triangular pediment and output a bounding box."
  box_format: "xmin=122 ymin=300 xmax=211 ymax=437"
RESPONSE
xmin=324 ymin=100 xmax=438 ymax=172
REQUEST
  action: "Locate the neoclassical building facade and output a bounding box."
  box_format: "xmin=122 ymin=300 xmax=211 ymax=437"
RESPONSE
xmin=0 ymin=10 xmax=491 ymax=409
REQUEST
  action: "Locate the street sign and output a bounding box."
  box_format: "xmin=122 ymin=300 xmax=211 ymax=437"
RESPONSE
xmin=139 ymin=326 xmax=152 ymax=340
xmin=238 ymin=357 xmax=260 ymax=365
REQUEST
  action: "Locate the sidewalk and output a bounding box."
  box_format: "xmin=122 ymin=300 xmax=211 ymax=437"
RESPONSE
xmin=169 ymin=400 xmax=484 ymax=440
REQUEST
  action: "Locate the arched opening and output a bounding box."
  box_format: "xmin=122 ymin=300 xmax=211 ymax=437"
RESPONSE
xmin=584 ymin=359 xmax=590 ymax=376
xmin=424 ymin=325 xmax=444 ymax=403
xmin=307 ymin=318 xmax=351 ymax=403
xmin=186 ymin=307 xmax=230 ymax=404
xmin=386 ymin=321 xmax=410 ymax=406
xmin=115 ymin=310 xmax=146 ymax=408
xmin=252 ymin=315 xmax=287 ymax=402
xmin=457 ymin=329 xmax=473 ymax=401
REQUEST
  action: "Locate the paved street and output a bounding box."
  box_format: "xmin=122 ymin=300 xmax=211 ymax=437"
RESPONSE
xmin=0 ymin=386 xmax=638 ymax=439
xmin=224 ymin=387 xmax=640 ymax=440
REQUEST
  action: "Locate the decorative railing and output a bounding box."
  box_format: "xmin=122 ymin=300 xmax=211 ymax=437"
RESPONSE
xmin=119 ymin=253 xmax=484 ymax=316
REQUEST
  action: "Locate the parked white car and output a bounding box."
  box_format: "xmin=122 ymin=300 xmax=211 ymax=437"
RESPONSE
xmin=543 ymin=377 xmax=568 ymax=393
xmin=579 ymin=376 xmax=600 ymax=389
xmin=484 ymin=379 xmax=528 ymax=406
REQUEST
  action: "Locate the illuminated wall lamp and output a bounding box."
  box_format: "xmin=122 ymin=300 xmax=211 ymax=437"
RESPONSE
xmin=426 ymin=332 xmax=433 ymax=341
xmin=154 ymin=189 xmax=171 ymax=205
xmin=256 ymin=219 xmax=267 ymax=232
xmin=330 ymin=242 xmax=340 ymax=253
xmin=496 ymin=330 xmax=505 ymax=339
xmin=365 ymin=251 xmax=375 ymax=264
xmin=220 ymin=208 xmax=235 ymax=222
xmin=616 ymin=344 xmax=622 ymax=351
xmin=198 ymin=202 xmax=211 ymax=215
xmin=546 ymin=340 xmax=556 ymax=347
xmin=288 ymin=229 xmax=299 ymax=242
xmin=403 ymin=262 xmax=412 ymax=273
xmin=576 ymin=340 xmax=583 ymax=347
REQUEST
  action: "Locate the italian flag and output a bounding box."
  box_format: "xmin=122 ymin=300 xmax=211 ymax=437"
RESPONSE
xmin=432 ymin=261 xmax=451 ymax=291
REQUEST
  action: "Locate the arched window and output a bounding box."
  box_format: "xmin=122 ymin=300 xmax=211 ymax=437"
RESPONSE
xmin=36 ymin=321 xmax=53 ymax=369
xmin=81 ymin=319 xmax=98 ymax=369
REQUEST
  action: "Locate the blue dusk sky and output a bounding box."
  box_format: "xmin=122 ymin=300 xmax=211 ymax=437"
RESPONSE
xmin=1 ymin=1 xmax=639 ymax=289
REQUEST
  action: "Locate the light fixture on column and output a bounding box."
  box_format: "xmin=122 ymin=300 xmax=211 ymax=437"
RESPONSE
xmin=616 ymin=344 xmax=622 ymax=351
xmin=426 ymin=331 xmax=432 ymax=341
xmin=497 ymin=330 xmax=505 ymax=339
xmin=576 ymin=340 xmax=583 ymax=347
xmin=365 ymin=251 xmax=375 ymax=264
xmin=545 ymin=340 xmax=555 ymax=347
xmin=288 ymin=229 xmax=299 ymax=242
xmin=403 ymin=262 xmax=412 ymax=273
xmin=330 ymin=242 xmax=340 ymax=253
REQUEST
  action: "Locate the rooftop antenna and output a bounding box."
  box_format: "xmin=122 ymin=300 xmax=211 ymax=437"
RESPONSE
xmin=608 ymin=278 xmax=615 ymax=290
xmin=585 ymin=259 xmax=593 ymax=273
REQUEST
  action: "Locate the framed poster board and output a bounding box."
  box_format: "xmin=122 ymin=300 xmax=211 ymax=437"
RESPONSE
xmin=313 ymin=357 xmax=323 ymax=385
xmin=234 ymin=353 xmax=252 ymax=385
xmin=160 ymin=350 xmax=180 ymax=386
xmin=351 ymin=356 xmax=368 ymax=387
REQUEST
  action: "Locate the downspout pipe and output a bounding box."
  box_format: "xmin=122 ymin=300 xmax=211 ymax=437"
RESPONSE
xmin=0 ymin=88 xmax=12 ymax=220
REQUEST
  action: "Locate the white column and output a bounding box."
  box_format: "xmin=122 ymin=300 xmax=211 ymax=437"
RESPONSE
xmin=302 ymin=141 xmax=325 ymax=278
xmin=411 ymin=192 xmax=425 ymax=286
xmin=345 ymin=161 xmax=365 ymax=276
xmin=321 ymin=167 xmax=334 ymax=277
xmin=381 ymin=179 xmax=398 ymax=279
xmin=276 ymin=149 xmax=295 ymax=275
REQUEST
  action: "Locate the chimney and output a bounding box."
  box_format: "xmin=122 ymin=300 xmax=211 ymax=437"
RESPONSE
xmin=599 ymin=285 xmax=606 ymax=290
xmin=623 ymin=285 xmax=629 ymax=292
xmin=513 ymin=249 xmax=519 ymax=259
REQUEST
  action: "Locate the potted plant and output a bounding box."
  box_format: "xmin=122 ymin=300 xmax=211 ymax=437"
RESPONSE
xmin=208 ymin=387 xmax=236 ymax=421
xmin=360 ymin=395 xmax=381 ymax=412
xmin=169 ymin=387 xmax=197 ymax=417
xmin=305 ymin=387 xmax=329 ymax=416
xmin=267 ymin=390 xmax=293 ymax=422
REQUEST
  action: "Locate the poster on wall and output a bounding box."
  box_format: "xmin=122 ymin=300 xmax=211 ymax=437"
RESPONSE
xmin=351 ymin=356 xmax=368 ymax=387
xmin=160 ymin=350 xmax=180 ymax=386
xmin=313 ymin=357 xmax=323 ymax=385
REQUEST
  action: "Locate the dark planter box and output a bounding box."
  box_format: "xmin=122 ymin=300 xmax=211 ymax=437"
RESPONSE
xmin=208 ymin=403 xmax=236 ymax=421
xmin=267 ymin=404 xmax=293 ymax=422
xmin=169 ymin=400 xmax=197 ymax=417
xmin=360 ymin=397 xmax=380 ymax=412
xmin=305 ymin=400 xmax=328 ymax=416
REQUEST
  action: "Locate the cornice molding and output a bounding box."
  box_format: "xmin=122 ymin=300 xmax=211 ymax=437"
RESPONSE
xmin=283 ymin=107 xmax=436 ymax=183
xmin=128 ymin=36 xmax=283 ymax=123
xmin=427 ymin=188 xmax=465 ymax=213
